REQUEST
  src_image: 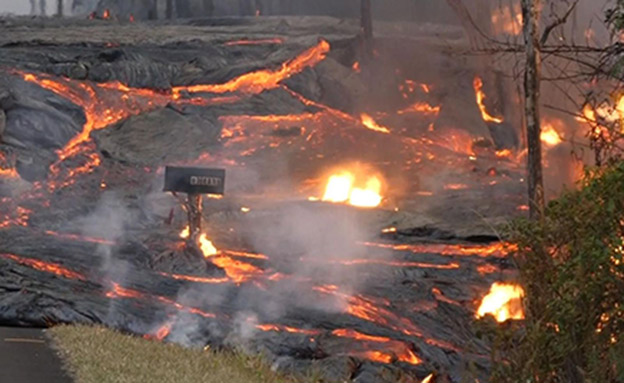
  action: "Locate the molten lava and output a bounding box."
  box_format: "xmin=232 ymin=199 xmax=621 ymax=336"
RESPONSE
xmin=224 ymin=38 xmax=285 ymax=46
xmin=473 ymin=77 xmax=503 ymax=124
xmin=476 ymin=282 xmax=525 ymax=322
xmin=256 ymin=324 xmax=321 ymax=336
xmin=364 ymin=241 xmax=515 ymax=258
xmin=332 ymin=328 xmax=422 ymax=365
xmin=194 ymin=233 xmax=263 ymax=284
xmin=0 ymin=253 xmax=86 ymax=281
xmin=321 ymin=167 xmax=384 ymax=208
xmin=172 ymin=40 xmax=330 ymax=97
xmin=397 ymin=102 xmax=441 ymax=116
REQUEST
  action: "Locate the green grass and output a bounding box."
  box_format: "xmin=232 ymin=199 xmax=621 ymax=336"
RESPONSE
xmin=49 ymin=325 xmax=305 ymax=383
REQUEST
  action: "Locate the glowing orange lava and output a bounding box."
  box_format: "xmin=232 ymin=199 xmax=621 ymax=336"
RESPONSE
xmin=476 ymin=282 xmax=525 ymax=322
xmin=0 ymin=253 xmax=86 ymax=280
xmin=224 ymin=38 xmax=284 ymax=46
xmin=363 ymin=241 xmax=515 ymax=258
xmin=256 ymin=324 xmax=321 ymax=336
xmin=397 ymin=102 xmax=440 ymax=116
xmin=172 ymin=40 xmax=330 ymax=97
xmin=332 ymin=328 xmax=422 ymax=365
xmin=473 ymin=77 xmax=503 ymax=124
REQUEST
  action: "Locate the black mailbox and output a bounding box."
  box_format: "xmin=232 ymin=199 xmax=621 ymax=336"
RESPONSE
xmin=164 ymin=166 xmax=226 ymax=195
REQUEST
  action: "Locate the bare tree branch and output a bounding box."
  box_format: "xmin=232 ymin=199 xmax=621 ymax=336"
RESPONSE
xmin=540 ymin=0 xmax=580 ymax=45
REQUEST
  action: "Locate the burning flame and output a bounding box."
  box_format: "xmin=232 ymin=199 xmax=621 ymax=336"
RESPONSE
xmin=198 ymin=234 xmax=218 ymax=258
xmin=360 ymin=113 xmax=390 ymax=134
xmin=541 ymin=123 xmax=563 ymax=147
xmin=321 ymin=168 xmax=383 ymax=208
xmin=473 ymin=77 xmax=503 ymax=124
xmin=491 ymin=3 xmax=523 ymax=36
xmin=476 ymin=282 xmax=525 ymax=322
xmin=180 ymin=226 xmax=190 ymax=239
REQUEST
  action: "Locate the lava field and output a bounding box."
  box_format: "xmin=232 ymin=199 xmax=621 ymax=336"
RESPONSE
xmin=0 ymin=16 xmax=530 ymax=383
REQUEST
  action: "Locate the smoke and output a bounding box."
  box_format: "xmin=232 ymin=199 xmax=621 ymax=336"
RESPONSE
xmin=72 ymin=192 xmax=135 ymax=319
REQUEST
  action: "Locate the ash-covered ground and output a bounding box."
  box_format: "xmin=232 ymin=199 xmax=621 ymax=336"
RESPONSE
xmin=0 ymin=16 xmax=527 ymax=382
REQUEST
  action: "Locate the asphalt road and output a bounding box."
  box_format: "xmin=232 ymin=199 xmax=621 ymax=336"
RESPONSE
xmin=0 ymin=327 xmax=72 ymax=383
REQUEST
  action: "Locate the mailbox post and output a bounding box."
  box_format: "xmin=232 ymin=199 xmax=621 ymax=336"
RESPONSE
xmin=164 ymin=166 xmax=226 ymax=240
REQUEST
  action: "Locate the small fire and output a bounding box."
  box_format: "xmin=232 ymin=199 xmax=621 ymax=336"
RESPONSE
xmin=360 ymin=113 xmax=390 ymax=134
xmin=476 ymin=282 xmax=525 ymax=322
xmin=102 ymin=9 xmax=111 ymax=19
xmin=198 ymin=234 xmax=218 ymax=258
xmin=473 ymin=77 xmax=503 ymax=124
xmin=491 ymin=3 xmax=523 ymax=36
xmin=541 ymin=122 xmax=563 ymax=147
xmin=180 ymin=226 xmax=190 ymax=239
xmin=352 ymin=61 xmax=361 ymax=73
xmin=321 ymin=168 xmax=384 ymax=208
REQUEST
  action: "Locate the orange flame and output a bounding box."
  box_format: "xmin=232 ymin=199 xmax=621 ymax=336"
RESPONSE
xmin=360 ymin=113 xmax=390 ymax=134
xmin=476 ymin=282 xmax=525 ymax=322
xmin=180 ymin=226 xmax=190 ymax=239
xmin=491 ymin=3 xmax=523 ymax=36
xmin=198 ymin=234 xmax=218 ymax=258
xmin=541 ymin=123 xmax=563 ymax=147
xmin=473 ymin=77 xmax=503 ymax=124
xmin=321 ymin=167 xmax=384 ymax=208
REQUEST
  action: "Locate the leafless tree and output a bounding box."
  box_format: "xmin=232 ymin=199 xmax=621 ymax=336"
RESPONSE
xmin=57 ymin=0 xmax=63 ymax=16
xmin=361 ymin=0 xmax=373 ymax=57
xmin=522 ymin=0 xmax=545 ymax=219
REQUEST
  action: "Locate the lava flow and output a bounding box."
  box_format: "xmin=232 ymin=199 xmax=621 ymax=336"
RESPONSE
xmin=172 ymin=40 xmax=330 ymax=97
xmin=332 ymin=328 xmax=422 ymax=365
xmin=224 ymin=38 xmax=285 ymax=46
xmin=0 ymin=253 xmax=86 ymax=281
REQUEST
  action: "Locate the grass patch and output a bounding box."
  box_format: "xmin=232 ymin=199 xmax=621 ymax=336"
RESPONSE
xmin=49 ymin=325 xmax=304 ymax=383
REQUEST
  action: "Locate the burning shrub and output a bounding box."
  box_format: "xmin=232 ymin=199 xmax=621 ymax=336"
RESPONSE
xmin=490 ymin=162 xmax=624 ymax=383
